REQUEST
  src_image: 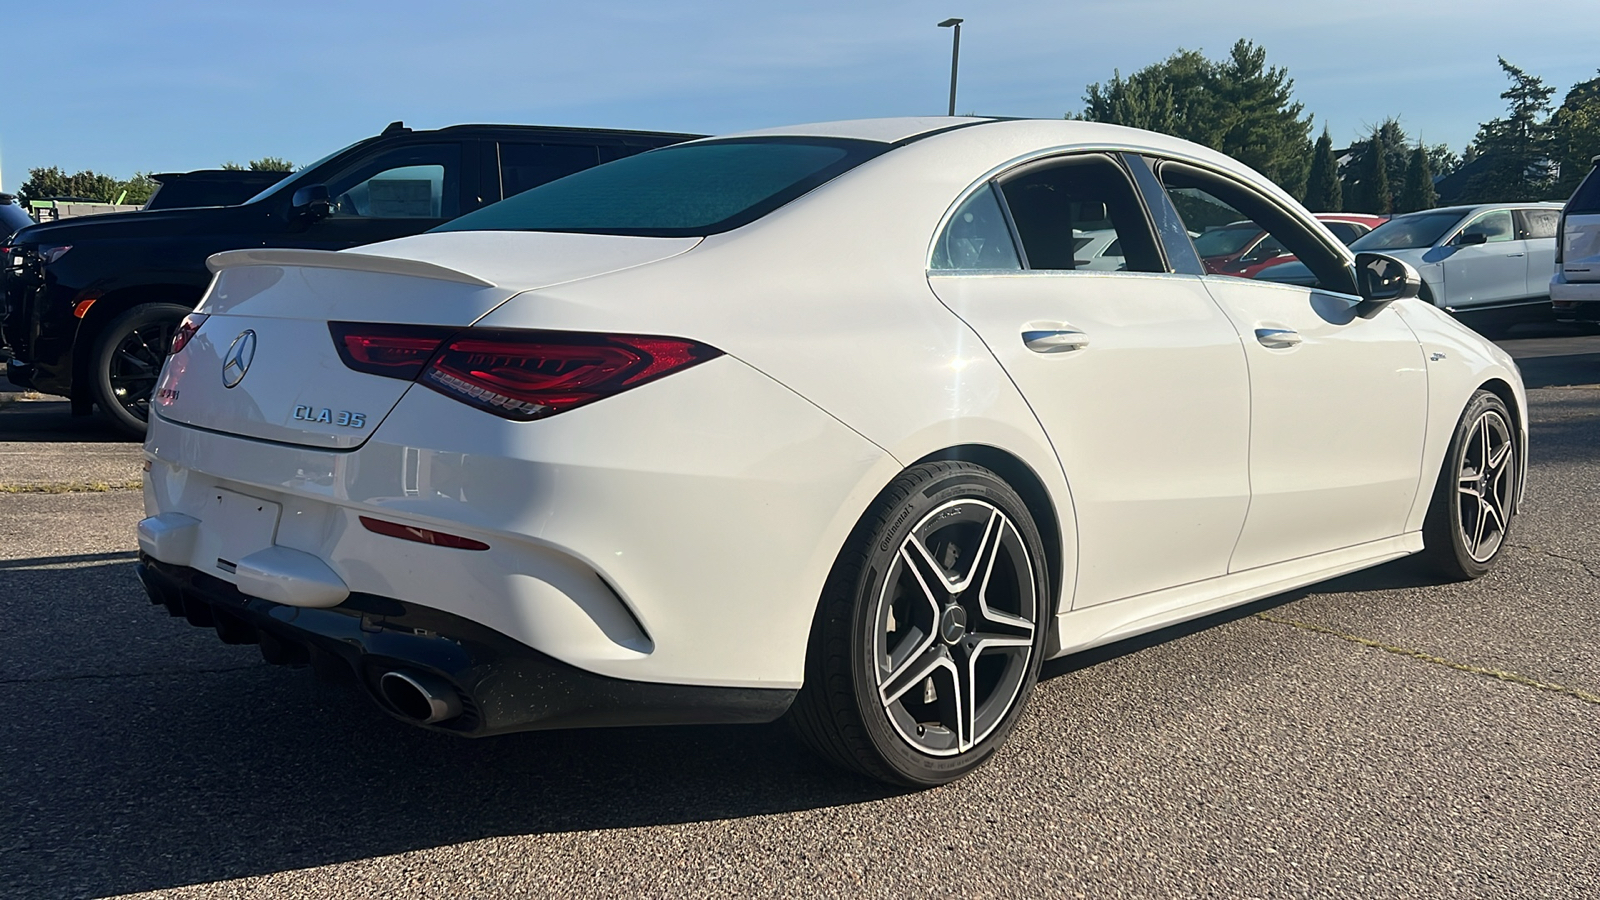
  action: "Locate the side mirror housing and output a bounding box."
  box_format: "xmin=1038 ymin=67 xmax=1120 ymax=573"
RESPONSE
xmin=1457 ymin=231 xmax=1489 ymax=246
xmin=290 ymin=184 xmax=333 ymax=221
xmin=1353 ymin=252 xmax=1422 ymax=318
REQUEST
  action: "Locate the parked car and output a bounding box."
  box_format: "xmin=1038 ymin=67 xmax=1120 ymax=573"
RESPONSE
xmin=143 ymin=169 xmax=292 ymax=211
xmin=1551 ymin=154 xmax=1600 ymax=323
xmin=0 ymin=193 xmax=31 ymax=239
xmin=1195 ymin=212 xmax=1385 ymax=278
xmin=1260 ymin=203 xmax=1563 ymax=331
xmin=0 ymin=121 xmax=696 ymax=435
xmin=137 ymin=118 xmax=1525 ymax=787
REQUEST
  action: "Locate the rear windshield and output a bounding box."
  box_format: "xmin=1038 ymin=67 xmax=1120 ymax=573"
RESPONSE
xmin=1350 ymin=210 xmax=1465 ymax=251
xmin=434 ymin=137 xmax=890 ymax=237
xmin=1570 ymin=166 xmax=1600 ymax=215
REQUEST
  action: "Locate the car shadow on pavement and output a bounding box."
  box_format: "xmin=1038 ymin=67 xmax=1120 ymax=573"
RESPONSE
xmin=0 ymin=556 xmax=897 ymax=899
xmin=0 ymin=399 xmax=133 ymax=443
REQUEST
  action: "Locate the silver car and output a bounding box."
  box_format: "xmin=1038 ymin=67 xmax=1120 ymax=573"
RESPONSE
xmin=1552 ymin=156 xmax=1600 ymax=323
xmin=1262 ymin=203 xmax=1563 ymax=331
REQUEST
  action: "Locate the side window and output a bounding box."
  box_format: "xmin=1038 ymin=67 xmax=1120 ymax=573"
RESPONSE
xmin=328 ymin=144 xmax=460 ymax=219
xmin=1323 ymin=221 xmax=1365 ymax=245
xmin=1459 ymin=210 xmax=1514 ymax=243
xmin=1156 ymin=161 xmax=1355 ymax=294
xmin=1518 ymin=208 xmax=1559 ymax=240
xmin=931 ymin=184 xmax=1021 ymax=270
xmin=500 ymin=143 xmax=600 ymax=199
xmin=996 ymin=154 xmax=1164 ymax=273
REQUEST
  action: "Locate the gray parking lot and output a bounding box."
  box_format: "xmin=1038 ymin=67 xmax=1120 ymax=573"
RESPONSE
xmin=3 ymin=329 xmax=1598 ymax=899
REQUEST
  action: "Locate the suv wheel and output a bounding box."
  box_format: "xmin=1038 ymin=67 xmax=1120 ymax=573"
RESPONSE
xmin=91 ymin=302 xmax=189 ymax=438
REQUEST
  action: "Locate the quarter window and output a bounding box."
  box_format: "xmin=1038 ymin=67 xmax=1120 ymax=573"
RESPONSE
xmin=995 ymin=154 xmax=1164 ymax=273
xmin=931 ymin=185 xmax=1021 ymax=270
xmin=1518 ymin=208 xmax=1559 ymax=240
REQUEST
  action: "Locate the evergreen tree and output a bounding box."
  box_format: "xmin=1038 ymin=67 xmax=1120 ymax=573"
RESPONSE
xmin=1462 ymin=57 xmax=1556 ymax=202
xmin=1340 ymin=118 xmax=1410 ymax=210
xmin=1398 ymin=145 xmax=1437 ymax=212
xmin=1551 ymin=71 xmax=1600 ymax=197
xmin=1356 ymin=138 xmax=1392 ymax=213
xmin=1305 ymin=127 xmax=1342 ymax=211
xmin=1079 ymin=39 xmax=1313 ymax=198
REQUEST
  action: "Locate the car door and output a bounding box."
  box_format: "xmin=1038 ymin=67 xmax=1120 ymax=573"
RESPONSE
xmin=1516 ymin=207 xmax=1560 ymax=297
xmin=927 ymin=153 xmax=1251 ymax=608
xmin=1440 ymin=209 xmax=1528 ymax=308
xmin=295 ymin=142 xmax=472 ymax=249
xmin=1148 ymin=159 xmax=1429 ymax=572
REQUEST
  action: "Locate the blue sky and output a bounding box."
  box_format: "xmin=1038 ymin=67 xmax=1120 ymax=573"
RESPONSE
xmin=3 ymin=0 xmax=1596 ymax=189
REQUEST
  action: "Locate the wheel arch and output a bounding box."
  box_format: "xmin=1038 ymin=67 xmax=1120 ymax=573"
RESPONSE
xmin=910 ymin=444 xmax=1067 ymax=623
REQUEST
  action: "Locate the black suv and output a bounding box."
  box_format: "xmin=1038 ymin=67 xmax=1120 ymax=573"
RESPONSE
xmin=1 ymin=121 xmax=695 ymax=435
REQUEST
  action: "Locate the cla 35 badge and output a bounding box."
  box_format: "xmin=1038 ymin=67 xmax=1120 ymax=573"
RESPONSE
xmin=221 ymin=330 xmax=256 ymax=388
xmin=293 ymin=406 xmax=367 ymax=428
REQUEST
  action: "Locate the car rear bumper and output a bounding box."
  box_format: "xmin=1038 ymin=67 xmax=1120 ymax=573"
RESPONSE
xmin=1551 ymin=272 xmax=1600 ymax=319
xmin=137 ymin=554 xmax=795 ymax=736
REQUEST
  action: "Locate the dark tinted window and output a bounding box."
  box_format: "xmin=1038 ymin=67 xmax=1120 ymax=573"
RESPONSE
xmin=500 ymin=143 xmax=599 ymax=199
xmin=1569 ymin=166 xmax=1600 ymax=214
xmin=997 ymin=154 xmax=1164 ymax=273
xmin=1350 ymin=211 xmax=1466 ymax=251
xmin=1520 ymin=208 xmax=1560 ymax=240
xmin=1192 ymin=223 xmax=1261 ymax=257
xmin=1323 ymin=221 xmax=1366 ymax=244
xmin=437 ymin=137 xmax=889 ymax=237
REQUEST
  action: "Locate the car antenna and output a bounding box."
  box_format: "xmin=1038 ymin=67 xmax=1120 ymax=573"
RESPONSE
xmin=382 ymin=121 xmax=411 ymax=136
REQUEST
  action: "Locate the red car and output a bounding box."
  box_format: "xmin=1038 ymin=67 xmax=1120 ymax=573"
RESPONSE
xmin=1196 ymin=213 xmax=1387 ymax=278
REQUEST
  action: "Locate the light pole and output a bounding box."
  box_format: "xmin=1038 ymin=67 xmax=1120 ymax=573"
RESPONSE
xmin=938 ymin=18 xmax=963 ymax=117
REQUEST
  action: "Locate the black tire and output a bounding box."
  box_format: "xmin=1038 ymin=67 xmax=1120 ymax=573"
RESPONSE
xmin=90 ymin=302 xmax=190 ymax=438
xmin=1419 ymin=389 xmax=1518 ymax=581
xmin=789 ymin=461 xmax=1051 ymax=786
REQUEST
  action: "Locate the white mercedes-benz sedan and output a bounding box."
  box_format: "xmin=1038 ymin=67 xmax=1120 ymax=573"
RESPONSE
xmin=138 ymin=118 xmax=1526 ymax=786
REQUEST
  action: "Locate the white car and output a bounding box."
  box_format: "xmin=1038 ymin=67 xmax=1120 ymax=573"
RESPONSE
xmin=1552 ymin=155 xmax=1600 ymax=322
xmin=137 ymin=118 xmax=1526 ymax=786
xmin=1264 ymin=203 xmax=1562 ymax=332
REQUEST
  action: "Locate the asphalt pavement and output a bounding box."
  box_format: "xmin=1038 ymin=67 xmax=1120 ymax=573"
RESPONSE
xmin=1 ymin=328 xmax=1598 ymax=899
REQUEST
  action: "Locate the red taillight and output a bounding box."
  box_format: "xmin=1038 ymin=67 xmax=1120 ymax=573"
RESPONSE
xmin=329 ymin=322 xmax=453 ymax=379
xmin=171 ymin=313 xmax=208 ymax=354
xmin=420 ymin=331 xmax=721 ymax=420
xmin=359 ymin=516 xmax=490 ymax=551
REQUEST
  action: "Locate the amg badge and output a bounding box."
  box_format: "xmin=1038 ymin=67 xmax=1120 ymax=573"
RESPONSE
xmin=293 ymin=406 xmax=367 ymax=428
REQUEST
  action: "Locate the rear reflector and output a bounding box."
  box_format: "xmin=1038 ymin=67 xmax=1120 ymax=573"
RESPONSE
xmin=359 ymin=516 xmax=490 ymax=551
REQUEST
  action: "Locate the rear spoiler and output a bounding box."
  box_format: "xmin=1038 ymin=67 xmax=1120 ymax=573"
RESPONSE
xmin=207 ymin=248 xmax=495 ymax=287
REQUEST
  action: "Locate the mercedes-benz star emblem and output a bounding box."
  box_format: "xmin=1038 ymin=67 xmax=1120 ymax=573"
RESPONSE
xmin=221 ymin=330 xmax=257 ymax=389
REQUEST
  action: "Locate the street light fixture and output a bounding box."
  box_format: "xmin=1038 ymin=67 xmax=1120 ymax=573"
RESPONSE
xmin=938 ymin=18 xmax=963 ymax=117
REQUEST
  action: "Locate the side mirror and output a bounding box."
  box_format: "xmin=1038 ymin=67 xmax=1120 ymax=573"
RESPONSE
xmin=290 ymin=184 xmax=333 ymax=221
xmin=1457 ymin=231 xmax=1489 ymax=246
xmin=1353 ymin=252 xmax=1422 ymax=318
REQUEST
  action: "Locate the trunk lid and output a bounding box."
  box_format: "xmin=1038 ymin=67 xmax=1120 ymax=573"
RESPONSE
xmin=153 ymin=234 xmax=698 ymax=448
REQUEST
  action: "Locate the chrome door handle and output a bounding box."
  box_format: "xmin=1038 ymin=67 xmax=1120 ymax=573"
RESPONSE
xmin=1254 ymin=327 xmax=1303 ymax=348
xmin=1022 ymin=329 xmax=1090 ymax=352
xmin=1506 ymin=253 xmax=1525 ymax=257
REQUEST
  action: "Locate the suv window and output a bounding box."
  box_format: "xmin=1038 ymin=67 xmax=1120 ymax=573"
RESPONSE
xmin=500 ymin=143 xmax=600 ymax=199
xmin=931 ymin=185 xmax=1021 ymax=270
xmin=1459 ymin=209 xmax=1514 ymax=243
xmin=1518 ymin=208 xmax=1560 ymax=240
xmin=328 ymin=144 xmax=460 ymax=219
xmin=996 ymin=154 xmax=1163 ymax=272
xmin=1156 ymin=161 xmax=1355 ymax=294
xmin=1569 ymin=166 xmax=1600 ymax=214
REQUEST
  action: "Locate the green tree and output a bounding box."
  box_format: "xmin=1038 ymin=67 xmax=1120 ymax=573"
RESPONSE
xmin=1340 ymin=118 xmax=1410 ymax=211
xmin=115 ymin=172 xmax=159 ymax=206
xmin=1305 ymin=127 xmax=1342 ymax=211
xmin=1461 ymin=57 xmax=1556 ymax=202
xmin=1398 ymin=145 xmax=1437 ymax=212
xmin=222 ymin=157 xmax=296 ymax=172
xmin=18 ymin=167 xmax=122 ymax=204
xmin=1079 ymin=39 xmax=1313 ymax=198
xmin=1348 ymin=137 xmax=1392 ymax=213
xmin=1551 ymin=71 xmax=1600 ymax=197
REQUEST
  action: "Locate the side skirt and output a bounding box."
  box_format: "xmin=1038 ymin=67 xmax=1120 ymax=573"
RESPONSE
xmin=1046 ymin=533 xmax=1423 ymax=658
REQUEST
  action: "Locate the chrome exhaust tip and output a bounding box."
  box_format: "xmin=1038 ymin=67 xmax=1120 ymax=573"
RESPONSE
xmin=379 ymin=670 xmax=463 ymax=725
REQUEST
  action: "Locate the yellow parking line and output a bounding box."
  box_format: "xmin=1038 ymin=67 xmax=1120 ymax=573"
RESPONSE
xmin=1253 ymin=612 xmax=1600 ymax=706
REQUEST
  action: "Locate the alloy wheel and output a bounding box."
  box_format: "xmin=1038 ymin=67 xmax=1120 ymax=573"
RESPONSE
xmin=872 ymin=498 xmax=1037 ymax=756
xmin=106 ymin=319 xmax=174 ymax=423
xmin=1457 ymin=409 xmax=1514 ymax=563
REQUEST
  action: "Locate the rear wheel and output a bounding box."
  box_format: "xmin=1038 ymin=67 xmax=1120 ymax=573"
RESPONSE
xmin=1420 ymin=390 xmax=1518 ymax=580
xmin=789 ymin=461 xmax=1050 ymax=786
xmin=90 ymin=302 xmax=189 ymax=438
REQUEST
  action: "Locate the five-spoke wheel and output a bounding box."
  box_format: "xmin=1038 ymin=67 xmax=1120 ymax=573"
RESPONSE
xmin=791 ymin=461 xmax=1049 ymax=786
xmin=1423 ymin=389 xmax=1519 ymax=580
